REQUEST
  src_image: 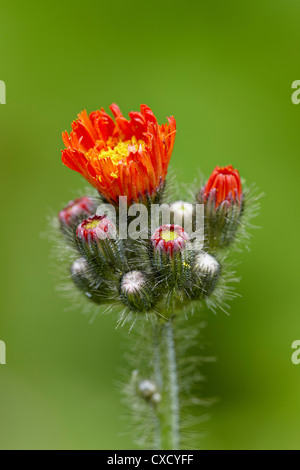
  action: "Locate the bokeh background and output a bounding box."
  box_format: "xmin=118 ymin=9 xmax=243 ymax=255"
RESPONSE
xmin=1 ymin=0 xmax=300 ymax=450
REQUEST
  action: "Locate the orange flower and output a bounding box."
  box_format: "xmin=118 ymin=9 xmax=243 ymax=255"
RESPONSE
xmin=61 ymin=104 xmax=176 ymax=205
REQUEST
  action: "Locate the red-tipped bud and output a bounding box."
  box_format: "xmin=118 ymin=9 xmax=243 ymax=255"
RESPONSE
xmin=76 ymin=215 xmax=124 ymax=269
xmin=150 ymin=224 xmax=191 ymax=288
xmin=58 ymin=196 xmax=96 ymax=233
xmin=151 ymin=224 xmax=190 ymax=256
xmin=198 ymin=166 xmax=244 ymax=250
xmin=203 ymin=165 xmax=242 ymax=208
xmin=76 ymin=215 xmax=117 ymax=243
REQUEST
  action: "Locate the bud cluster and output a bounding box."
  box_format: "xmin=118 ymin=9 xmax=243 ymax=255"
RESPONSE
xmin=57 ymin=164 xmax=249 ymax=319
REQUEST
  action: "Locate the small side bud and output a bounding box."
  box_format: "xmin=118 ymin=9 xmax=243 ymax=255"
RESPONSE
xmin=197 ymin=165 xmax=243 ymax=250
xmin=120 ymin=271 xmax=155 ymax=312
xmin=151 ymin=392 xmax=162 ymax=404
xmin=70 ymin=257 xmax=107 ymax=304
xmin=58 ymin=197 xmax=96 ymax=236
xmin=150 ymin=224 xmax=191 ymax=288
xmin=138 ymin=380 xmax=157 ymax=398
xmin=138 ymin=380 xmax=161 ymax=404
xmin=192 ymin=252 xmax=221 ymax=299
xmin=76 ymin=215 xmax=125 ymax=270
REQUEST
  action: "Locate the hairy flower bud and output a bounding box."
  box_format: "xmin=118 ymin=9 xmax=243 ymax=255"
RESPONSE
xmin=137 ymin=380 xmax=161 ymax=404
xmin=198 ymin=165 xmax=243 ymax=250
xmin=70 ymin=257 xmax=107 ymax=303
xmin=191 ymin=252 xmax=220 ymax=299
xmin=120 ymin=270 xmax=155 ymax=312
xmin=76 ymin=215 xmax=124 ymax=270
xmin=58 ymin=196 xmax=96 ymax=235
xmin=151 ymin=392 xmax=162 ymax=404
xmin=138 ymin=380 xmax=157 ymax=398
xmin=150 ymin=224 xmax=191 ymax=288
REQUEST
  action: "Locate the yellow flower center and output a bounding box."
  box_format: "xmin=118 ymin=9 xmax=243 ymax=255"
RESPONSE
xmin=100 ymin=137 xmax=144 ymax=162
xmin=161 ymin=230 xmax=179 ymax=241
xmin=85 ymin=219 xmax=100 ymax=229
xmin=86 ymin=136 xmax=146 ymax=181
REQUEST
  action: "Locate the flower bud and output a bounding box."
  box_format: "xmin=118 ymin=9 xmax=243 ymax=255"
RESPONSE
xmin=76 ymin=215 xmax=124 ymax=270
xmin=120 ymin=270 xmax=155 ymax=312
xmin=191 ymin=252 xmax=220 ymax=299
xmin=138 ymin=380 xmax=157 ymax=398
xmin=70 ymin=257 xmax=107 ymax=303
xmin=198 ymin=165 xmax=243 ymax=250
xmin=137 ymin=379 xmax=161 ymax=404
xmin=58 ymin=196 xmax=96 ymax=235
xmin=151 ymin=392 xmax=162 ymax=404
xmin=150 ymin=224 xmax=191 ymax=288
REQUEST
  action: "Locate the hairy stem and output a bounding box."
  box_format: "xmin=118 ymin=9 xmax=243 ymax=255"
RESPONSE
xmin=152 ymin=323 xmax=163 ymax=450
xmin=153 ymin=319 xmax=180 ymax=450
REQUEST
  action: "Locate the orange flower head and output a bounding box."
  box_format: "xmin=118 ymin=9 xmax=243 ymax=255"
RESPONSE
xmin=204 ymin=165 xmax=242 ymax=208
xmin=61 ymin=104 xmax=176 ymax=205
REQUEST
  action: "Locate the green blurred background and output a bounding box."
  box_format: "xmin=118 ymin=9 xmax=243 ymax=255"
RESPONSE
xmin=1 ymin=0 xmax=300 ymax=450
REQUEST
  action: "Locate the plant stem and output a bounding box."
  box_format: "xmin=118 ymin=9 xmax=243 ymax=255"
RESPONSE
xmin=152 ymin=323 xmax=163 ymax=450
xmin=153 ymin=319 xmax=180 ymax=450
